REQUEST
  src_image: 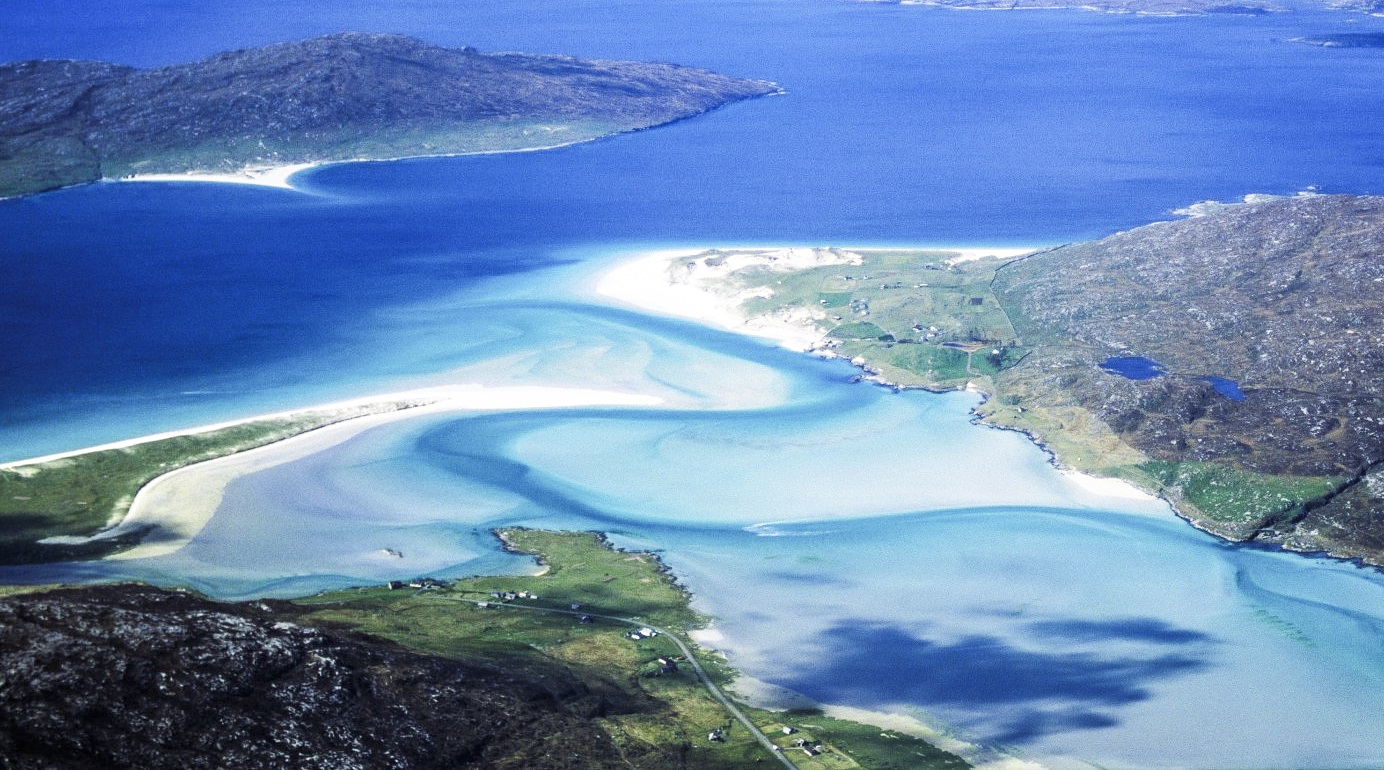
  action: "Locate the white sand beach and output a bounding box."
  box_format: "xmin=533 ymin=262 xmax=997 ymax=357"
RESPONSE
xmin=110 ymin=136 xmax=618 ymax=194
xmin=1060 ymin=468 xmax=1159 ymax=502
xmin=596 ymin=246 xmax=866 ymax=351
xmin=938 ymin=244 xmax=1048 ymax=264
xmin=30 ymin=384 xmax=662 ymax=560
xmin=596 ymin=245 xmax=1044 ymax=352
xmin=116 ymin=162 xmax=319 ymax=190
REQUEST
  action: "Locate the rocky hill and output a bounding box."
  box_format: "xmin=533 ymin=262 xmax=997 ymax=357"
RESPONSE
xmin=0 ymin=583 xmax=632 ymax=770
xmin=0 ymin=33 xmax=779 ymax=198
xmin=990 ymin=194 xmax=1384 ymax=559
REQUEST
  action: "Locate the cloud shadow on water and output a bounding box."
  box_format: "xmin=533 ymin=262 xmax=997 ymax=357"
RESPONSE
xmin=762 ymin=570 xmax=855 ymax=588
xmin=1025 ymin=617 xmax=1215 ymax=645
xmin=774 ymin=619 xmax=1215 ymax=745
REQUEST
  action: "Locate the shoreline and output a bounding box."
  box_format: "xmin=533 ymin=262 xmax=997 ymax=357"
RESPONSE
xmin=596 ymin=245 xmax=1159 ymax=509
xmin=595 ymin=244 xmax=1044 ymax=352
xmin=106 ymin=127 xmax=707 ymax=194
xmin=597 ymin=246 xmax=1384 ymax=569
xmin=115 ymin=162 xmax=319 ymax=190
xmin=22 ymin=384 xmax=663 ymax=560
xmin=3 ymin=383 xmax=662 ymax=471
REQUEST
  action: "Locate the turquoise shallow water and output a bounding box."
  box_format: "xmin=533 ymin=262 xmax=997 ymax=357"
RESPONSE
xmin=8 ymin=259 xmax=1384 ymax=768
xmin=6 ymin=1 xmax=1384 ymax=766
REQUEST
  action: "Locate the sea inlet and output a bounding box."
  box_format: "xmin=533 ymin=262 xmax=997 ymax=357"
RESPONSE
xmin=6 ymin=0 xmax=1384 ymax=766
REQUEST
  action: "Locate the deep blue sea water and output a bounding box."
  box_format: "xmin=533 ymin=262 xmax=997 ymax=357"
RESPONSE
xmin=6 ymin=2 xmax=1384 ymax=767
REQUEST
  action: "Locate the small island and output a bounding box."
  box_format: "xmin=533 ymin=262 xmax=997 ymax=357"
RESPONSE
xmin=1291 ymin=32 xmax=1384 ymax=47
xmin=855 ymin=0 xmax=1384 ymax=17
xmin=852 ymin=0 xmax=1284 ymax=16
xmin=0 ymin=33 xmax=780 ymax=198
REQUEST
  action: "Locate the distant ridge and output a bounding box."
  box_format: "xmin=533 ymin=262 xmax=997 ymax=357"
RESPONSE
xmin=0 ymin=33 xmax=780 ymax=197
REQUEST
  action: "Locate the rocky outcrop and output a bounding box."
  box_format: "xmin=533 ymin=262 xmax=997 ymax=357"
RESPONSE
xmin=0 ymin=584 xmax=629 ymax=769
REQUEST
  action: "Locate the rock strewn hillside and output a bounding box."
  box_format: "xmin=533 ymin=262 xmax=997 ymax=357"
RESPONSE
xmin=0 ymin=584 xmax=631 ymax=770
xmin=990 ymin=194 xmax=1384 ymax=558
xmin=0 ymin=33 xmax=779 ymax=197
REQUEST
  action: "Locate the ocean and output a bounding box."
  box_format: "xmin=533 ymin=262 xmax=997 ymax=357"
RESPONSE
xmin=5 ymin=1 xmax=1384 ymax=767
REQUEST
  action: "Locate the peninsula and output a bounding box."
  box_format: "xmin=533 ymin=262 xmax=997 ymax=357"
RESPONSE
xmin=0 ymin=530 xmax=971 ymax=769
xmin=0 ymin=385 xmax=664 ymax=565
xmin=601 ymin=194 xmax=1384 ymax=566
xmin=0 ymin=33 xmax=779 ymax=198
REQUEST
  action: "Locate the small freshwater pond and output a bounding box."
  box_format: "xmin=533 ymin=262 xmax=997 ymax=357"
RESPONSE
xmin=1202 ymin=376 xmax=1248 ymax=401
xmin=1098 ymin=356 xmax=1165 ymax=380
xmin=1100 ymin=357 xmax=1248 ymax=401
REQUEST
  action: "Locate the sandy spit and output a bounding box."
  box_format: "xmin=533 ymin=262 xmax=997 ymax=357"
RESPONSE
xmin=31 ymin=384 xmax=662 ymax=560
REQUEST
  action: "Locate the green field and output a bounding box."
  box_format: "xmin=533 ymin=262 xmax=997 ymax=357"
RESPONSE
xmin=1136 ymin=461 xmax=1347 ymax=536
xmin=297 ymin=529 xmax=972 ymax=770
xmin=728 ymin=248 xmax=1024 ymax=390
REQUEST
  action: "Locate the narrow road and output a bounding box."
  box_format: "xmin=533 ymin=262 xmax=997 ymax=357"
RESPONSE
xmin=452 ymin=596 xmax=797 ymax=769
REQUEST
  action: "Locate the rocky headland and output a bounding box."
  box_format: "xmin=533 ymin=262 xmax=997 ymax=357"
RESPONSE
xmin=989 ymin=194 xmax=1384 ymax=560
xmin=0 ymin=531 xmax=969 ymax=769
xmin=0 ymin=583 xmax=631 ymax=770
xmin=0 ymin=33 xmax=779 ymax=198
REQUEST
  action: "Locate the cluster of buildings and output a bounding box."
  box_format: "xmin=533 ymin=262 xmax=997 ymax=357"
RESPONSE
xmin=385 ymin=577 xmax=445 ymax=591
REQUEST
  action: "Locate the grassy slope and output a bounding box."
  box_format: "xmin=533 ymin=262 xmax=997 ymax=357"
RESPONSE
xmin=296 ymin=529 xmax=970 ymax=770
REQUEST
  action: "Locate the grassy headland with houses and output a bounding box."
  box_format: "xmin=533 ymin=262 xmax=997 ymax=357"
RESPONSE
xmin=0 ymin=529 xmax=974 ymax=769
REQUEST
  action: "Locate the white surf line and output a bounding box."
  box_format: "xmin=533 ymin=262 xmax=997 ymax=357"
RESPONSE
xmin=27 ymin=385 xmax=663 ymax=560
